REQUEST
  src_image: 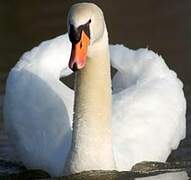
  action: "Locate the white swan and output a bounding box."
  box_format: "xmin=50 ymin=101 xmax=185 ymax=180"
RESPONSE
xmin=3 ymin=2 xmax=186 ymax=177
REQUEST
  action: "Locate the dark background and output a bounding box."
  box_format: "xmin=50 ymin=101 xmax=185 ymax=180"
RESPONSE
xmin=0 ymin=0 xmax=191 ymax=160
xmin=1 ymin=0 xmax=191 ymax=84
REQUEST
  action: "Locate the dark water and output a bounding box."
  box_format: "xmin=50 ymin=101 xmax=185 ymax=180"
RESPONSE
xmin=0 ymin=161 xmax=191 ymax=179
xmin=0 ymin=0 xmax=191 ymax=179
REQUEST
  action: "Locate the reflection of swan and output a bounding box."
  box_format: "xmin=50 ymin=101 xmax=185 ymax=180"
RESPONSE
xmin=3 ymin=2 xmax=186 ymax=177
xmin=136 ymin=171 xmax=188 ymax=180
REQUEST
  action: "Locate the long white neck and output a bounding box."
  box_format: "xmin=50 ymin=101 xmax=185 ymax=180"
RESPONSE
xmin=65 ymin=26 xmax=115 ymax=174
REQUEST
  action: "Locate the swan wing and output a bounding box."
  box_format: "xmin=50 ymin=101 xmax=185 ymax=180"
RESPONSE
xmin=3 ymin=34 xmax=74 ymax=176
xmin=110 ymin=45 xmax=186 ymax=170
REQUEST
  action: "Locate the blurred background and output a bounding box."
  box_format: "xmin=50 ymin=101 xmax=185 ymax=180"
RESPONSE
xmin=0 ymin=0 xmax=191 ymax=161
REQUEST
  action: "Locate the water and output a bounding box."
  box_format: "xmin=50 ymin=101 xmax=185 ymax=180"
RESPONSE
xmin=0 ymin=161 xmax=191 ymax=179
xmin=0 ymin=0 xmax=191 ymax=179
xmin=136 ymin=171 xmax=189 ymax=180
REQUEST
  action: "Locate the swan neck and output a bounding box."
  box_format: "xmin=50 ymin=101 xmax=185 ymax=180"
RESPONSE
xmin=66 ymin=28 xmax=115 ymax=174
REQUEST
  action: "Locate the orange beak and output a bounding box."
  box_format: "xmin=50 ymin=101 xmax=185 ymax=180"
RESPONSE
xmin=69 ymin=31 xmax=90 ymax=71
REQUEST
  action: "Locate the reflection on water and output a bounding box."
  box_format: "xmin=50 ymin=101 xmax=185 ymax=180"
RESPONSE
xmin=0 ymin=160 xmax=190 ymax=179
xmin=136 ymin=171 xmax=188 ymax=180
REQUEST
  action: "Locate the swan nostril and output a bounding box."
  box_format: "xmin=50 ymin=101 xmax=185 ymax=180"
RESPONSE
xmin=72 ymin=62 xmax=78 ymax=72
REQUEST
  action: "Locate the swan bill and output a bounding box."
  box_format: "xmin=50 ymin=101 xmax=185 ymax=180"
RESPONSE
xmin=69 ymin=31 xmax=90 ymax=71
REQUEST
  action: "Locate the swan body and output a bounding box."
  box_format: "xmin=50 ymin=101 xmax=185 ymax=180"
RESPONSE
xmin=4 ymin=34 xmax=74 ymax=176
xmin=3 ymin=3 xmax=186 ymax=177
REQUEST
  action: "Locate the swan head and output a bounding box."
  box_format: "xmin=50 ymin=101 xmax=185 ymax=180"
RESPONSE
xmin=67 ymin=3 xmax=106 ymax=71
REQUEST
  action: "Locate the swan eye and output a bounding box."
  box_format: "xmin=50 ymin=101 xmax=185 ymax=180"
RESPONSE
xmin=69 ymin=20 xmax=91 ymax=44
xmin=69 ymin=24 xmax=81 ymax=44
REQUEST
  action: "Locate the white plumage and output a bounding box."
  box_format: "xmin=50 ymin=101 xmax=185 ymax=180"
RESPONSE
xmin=4 ymin=34 xmax=74 ymax=176
xmin=3 ymin=33 xmax=186 ymax=176
xmin=111 ymin=45 xmax=186 ymax=170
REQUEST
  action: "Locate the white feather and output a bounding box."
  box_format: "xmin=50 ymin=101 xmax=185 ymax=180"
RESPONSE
xmin=3 ymin=34 xmax=186 ymax=176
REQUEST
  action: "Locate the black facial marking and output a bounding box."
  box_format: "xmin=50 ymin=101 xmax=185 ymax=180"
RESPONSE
xmin=72 ymin=62 xmax=78 ymax=72
xmin=69 ymin=19 xmax=91 ymax=44
xmin=69 ymin=24 xmax=80 ymax=44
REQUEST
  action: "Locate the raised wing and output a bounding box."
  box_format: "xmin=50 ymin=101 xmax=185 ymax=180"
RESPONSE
xmin=3 ymin=34 xmax=74 ymax=176
xmin=110 ymin=45 xmax=186 ymax=170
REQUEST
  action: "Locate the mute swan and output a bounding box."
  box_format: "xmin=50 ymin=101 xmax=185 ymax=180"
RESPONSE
xmin=3 ymin=2 xmax=186 ymax=177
